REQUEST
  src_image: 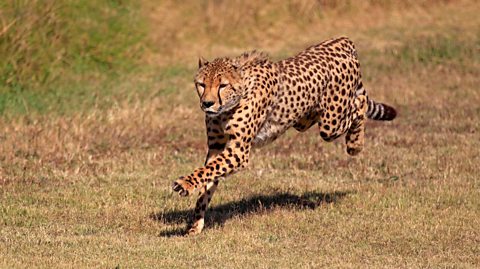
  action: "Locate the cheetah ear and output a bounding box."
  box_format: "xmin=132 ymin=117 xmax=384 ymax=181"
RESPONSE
xmin=198 ymin=57 xmax=208 ymax=68
xmin=231 ymin=61 xmax=240 ymax=71
xmin=231 ymin=59 xmax=241 ymax=72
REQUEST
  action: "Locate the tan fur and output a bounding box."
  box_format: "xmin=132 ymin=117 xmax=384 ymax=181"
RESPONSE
xmin=172 ymin=37 xmax=396 ymax=235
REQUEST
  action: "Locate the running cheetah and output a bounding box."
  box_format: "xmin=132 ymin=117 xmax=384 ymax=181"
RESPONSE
xmin=172 ymin=37 xmax=397 ymax=235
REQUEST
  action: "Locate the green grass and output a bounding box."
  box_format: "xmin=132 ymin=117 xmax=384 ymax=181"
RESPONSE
xmin=0 ymin=64 xmax=195 ymax=117
xmin=386 ymin=34 xmax=480 ymax=73
xmin=0 ymin=0 xmax=145 ymax=114
xmin=395 ymin=36 xmax=476 ymax=64
xmin=1 ymin=1 xmax=480 ymax=268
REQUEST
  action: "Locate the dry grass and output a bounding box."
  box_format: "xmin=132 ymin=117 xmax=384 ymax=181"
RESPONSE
xmin=1 ymin=1 xmax=480 ymax=268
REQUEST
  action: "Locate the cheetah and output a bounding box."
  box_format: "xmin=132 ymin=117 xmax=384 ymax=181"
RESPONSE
xmin=171 ymin=37 xmax=396 ymax=235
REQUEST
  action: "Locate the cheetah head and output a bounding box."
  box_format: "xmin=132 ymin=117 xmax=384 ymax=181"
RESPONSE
xmin=194 ymin=51 xmax=268 ymax=116
xmin=194 ymin=57 xmax=243 ymax=116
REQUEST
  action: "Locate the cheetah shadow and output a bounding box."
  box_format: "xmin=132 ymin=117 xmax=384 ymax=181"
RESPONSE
xmin=151 ymin=190 xmax=351 ymax=237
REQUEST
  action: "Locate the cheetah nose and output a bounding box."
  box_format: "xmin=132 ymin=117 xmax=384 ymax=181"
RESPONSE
xmin=202 ymin=101 xmax=215 ymax=108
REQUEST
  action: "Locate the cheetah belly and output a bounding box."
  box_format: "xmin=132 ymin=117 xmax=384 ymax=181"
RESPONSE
xmin=253 ymin=120 xmax=287 ymax=148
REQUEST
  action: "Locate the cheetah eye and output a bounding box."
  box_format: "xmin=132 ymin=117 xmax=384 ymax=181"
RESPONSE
xmin=196 ymin=82 xmax=206 ymax=96
xmin=218 ymin=83 xmax=228 ymax=90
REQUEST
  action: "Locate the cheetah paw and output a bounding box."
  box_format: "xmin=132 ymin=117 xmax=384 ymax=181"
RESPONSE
xmin=172 ymin=176 xmax=195 ymax=197
xmin=346 ymin=146 xmax=363 ymax=156
xmin=186 ymin=219 xmax=205 ymax=236
xmin=186 ymin=226 xmax=202 ymax=236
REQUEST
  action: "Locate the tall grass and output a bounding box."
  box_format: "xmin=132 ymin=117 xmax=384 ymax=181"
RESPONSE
xmin=0 ymin=0 xmax=145 ymax=93
xmin=393 ymin=35 xmax=479 ymax=65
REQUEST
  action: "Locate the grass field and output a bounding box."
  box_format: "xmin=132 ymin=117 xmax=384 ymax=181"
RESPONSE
xmin=1 ymin=0 xmax=480 ymax=268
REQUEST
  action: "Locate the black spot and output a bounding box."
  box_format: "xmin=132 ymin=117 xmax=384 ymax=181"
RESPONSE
xmin=209 ymin=143 xmax=225 ymax=150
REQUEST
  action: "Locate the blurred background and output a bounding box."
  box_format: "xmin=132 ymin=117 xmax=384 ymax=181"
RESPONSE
xmin=1 ymin=0 xmax=477 ymax=114
xmin=1 ymin=1 xmax=479 ymax=267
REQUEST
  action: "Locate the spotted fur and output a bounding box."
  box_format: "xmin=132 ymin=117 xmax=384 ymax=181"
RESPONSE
xmin=172 ymin=37 xmax=397 ymax=235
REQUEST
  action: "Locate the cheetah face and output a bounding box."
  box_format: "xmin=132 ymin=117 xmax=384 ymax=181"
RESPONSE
xmin=194 ymin=57 xmax=242 ymax=116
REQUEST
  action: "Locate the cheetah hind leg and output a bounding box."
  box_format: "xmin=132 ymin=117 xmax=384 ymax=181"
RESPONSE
xmin=186 ymin=179 xmax=219 ymax=236
xmin=345 ymin=95 xmax=367 ymax=156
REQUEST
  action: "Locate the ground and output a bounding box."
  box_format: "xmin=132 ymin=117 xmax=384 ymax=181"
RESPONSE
xmin=0 ymin=1 xmax=479 ymax=268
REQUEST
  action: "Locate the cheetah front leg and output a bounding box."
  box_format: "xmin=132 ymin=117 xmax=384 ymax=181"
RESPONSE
xmin=171 ymin=138 xmax=251 ymax=196
xmin=187 ymin=126 xmax=227 ymax=235
xmin=172 ymin=99 xmax=257 ymax=196
xmin=172 ymin=112 xmax=254 ymax=234
xmin=187 ymin=179 xmax=219 ymax=235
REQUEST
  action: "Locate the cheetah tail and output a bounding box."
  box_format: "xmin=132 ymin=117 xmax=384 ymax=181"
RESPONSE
xmin=366 ymin=99 xmax=397 ymax=121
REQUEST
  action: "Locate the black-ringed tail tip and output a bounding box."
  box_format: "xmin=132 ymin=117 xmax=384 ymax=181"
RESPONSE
xmin=366 ymin=100 xmax=397 ymax=121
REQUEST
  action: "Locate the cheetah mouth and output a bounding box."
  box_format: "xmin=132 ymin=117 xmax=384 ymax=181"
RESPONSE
xmin=205 ymin=110 xmax=219 ymax=115
xmin=203 ymin=101 xmax=238 ymax=116
xmin=204 ymin=108 xmax=221 ymax=116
